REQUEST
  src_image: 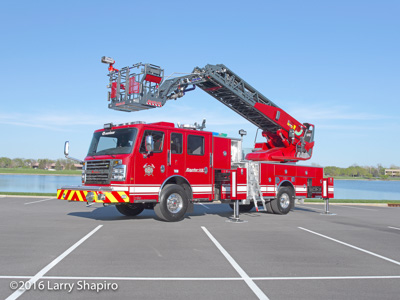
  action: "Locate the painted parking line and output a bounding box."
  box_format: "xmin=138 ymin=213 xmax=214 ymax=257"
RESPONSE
xmin=5 ymin=225 xmax=103 ymax=300
xmin=24 ymin=198 xmax=55 ymax=205
xmin=253 ymin=275 xmax=400 ymax=281
xmin=298 ymin=204 xmax=377 ymax=212
xmin=296 ymin=205 xmax=325 ymax=212
xmin=197 ymin=203 xmax=210 ymax=210
xmin=201 ymin=226 xmax=269 ymax=300
xmin=334 ymin=205 xmax=376 ymax=211
xmin=388 ymin=226 xmax=400 ymax=231
xmin=1 ymin=275 xmax=400 ymax=281
xmin=299 ymin=227 xmax=400 ymax=266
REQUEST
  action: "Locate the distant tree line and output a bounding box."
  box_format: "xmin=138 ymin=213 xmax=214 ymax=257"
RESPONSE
xmin=324 ymin=164 xmax=400 ymax=179
xmin=1 ymin=157 xmax=398 ymax=178
xmin=0 ymin=157 xmax=78 ymax=170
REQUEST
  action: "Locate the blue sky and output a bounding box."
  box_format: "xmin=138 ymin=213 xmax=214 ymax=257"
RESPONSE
xmin=0 ymin=0 xmax=399 ymax=168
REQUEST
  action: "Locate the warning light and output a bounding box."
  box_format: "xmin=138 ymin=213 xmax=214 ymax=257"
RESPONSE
xmin=101 ymin=56 xmax=118 ymax=72
xmin=101 ymin=56 xmax=115 ymax=64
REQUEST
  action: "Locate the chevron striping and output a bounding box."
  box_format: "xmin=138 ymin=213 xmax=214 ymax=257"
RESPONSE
xmin=57 ymin=189 xmax=129 ymax=203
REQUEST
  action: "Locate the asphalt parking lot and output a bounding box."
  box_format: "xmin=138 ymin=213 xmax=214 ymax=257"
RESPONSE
xmin=0 ymin=196 xmax=399 ymax=300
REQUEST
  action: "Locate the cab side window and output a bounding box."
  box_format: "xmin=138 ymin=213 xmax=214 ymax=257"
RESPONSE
xmin=187 ymin=135 xmax=204 ymax=155
xmin=171 ymin=133 xmax=183 ymax=154
xmin=139 ymin=130 xmax=164 ymax=153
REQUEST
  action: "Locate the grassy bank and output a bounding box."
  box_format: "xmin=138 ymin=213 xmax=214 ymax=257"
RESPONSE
xmin=0 ymin=168 xmax=81 ymax=176
xmin=305 ymin=199 xmax=400 ymax=204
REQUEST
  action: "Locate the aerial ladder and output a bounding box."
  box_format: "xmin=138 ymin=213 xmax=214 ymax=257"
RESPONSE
xmin=101 ymin=56 xmax=315 ymax=163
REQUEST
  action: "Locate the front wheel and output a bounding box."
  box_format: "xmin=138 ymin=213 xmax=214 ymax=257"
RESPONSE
xmin=154 ymin=184 xmax=188 ymax=222
xmin=116 ymin=203 xmax=145 ymax=216
xmin=270 ymin=187 xmax=293 ymax=215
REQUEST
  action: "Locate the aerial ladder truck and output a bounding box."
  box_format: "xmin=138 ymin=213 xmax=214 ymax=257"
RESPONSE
xmin=57 ymin=57 xmax=334 ymax=222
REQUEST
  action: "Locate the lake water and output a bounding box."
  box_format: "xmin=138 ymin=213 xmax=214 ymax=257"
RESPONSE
xmin=333 ymin=179 xmax=400 ymax=200
xmin=0 ymin=175 xmax=399 ymax=200
xmin=0 ymin=174 xmax=81 ymax=194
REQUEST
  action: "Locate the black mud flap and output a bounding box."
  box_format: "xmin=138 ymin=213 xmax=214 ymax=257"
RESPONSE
xmin=187 ymin=201 xmax=194 ymax=213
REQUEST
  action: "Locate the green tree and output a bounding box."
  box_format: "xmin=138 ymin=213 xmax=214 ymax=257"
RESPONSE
xmin=63 ymin=159 xmax=76 ymax=170
xmin=38 ymin=159 xmax=49 ymax=169
xmin=364 ymin=173 xmax=373 ymax=179
xmin=55 ymin=159 xmax=64 ymax=171
xmin=23 ymin=159 xmax=36 ymax=168
xmin=377 ymin=164 xmax=385 ymax=176
xmin=347 ymin=166 xmax=358 ymax=177
xmin=11 ymin=158 xmax=24 ymax=168
xmin=324 ymin=166 xmax=340 ymax=177
xmin=0 ymin=157 xmax=12 ymax=168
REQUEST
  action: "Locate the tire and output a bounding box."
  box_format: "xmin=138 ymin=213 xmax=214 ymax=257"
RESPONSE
xmin=116 ymin=203 xmax=145 ymax=216
xmin=265 ymin=200 xmax=274 ymax=214
xmin=270 ymin=187 xmax=293 ymax=215
xmin=154 ymin=184 xmax=188 ymax=222
xmin=229 ymin=202 xmax=255 ymax=212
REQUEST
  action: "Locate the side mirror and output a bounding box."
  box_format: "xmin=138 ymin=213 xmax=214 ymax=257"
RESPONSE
xmin=64 ymin=141 xmax=70 ymax=156
xmin=145 ymin=135 xmax=154 ymax=153
xmin=64 ymin=141 xmax=82 ymax=164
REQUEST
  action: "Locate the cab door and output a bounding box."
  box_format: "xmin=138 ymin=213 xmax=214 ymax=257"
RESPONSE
xmin=183 ymin=132 xmax=212 ymax=200
xmin=134 ymin=129 xmax=167 ymax=200
xmin=167 ymin=131 xmax=185 ymax=178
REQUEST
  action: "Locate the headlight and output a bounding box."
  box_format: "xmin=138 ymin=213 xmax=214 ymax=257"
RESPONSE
xmin=81 ymin=162 xmax=86 ymax=183
xmin=111 ymin=162 xmax=126 ymax=181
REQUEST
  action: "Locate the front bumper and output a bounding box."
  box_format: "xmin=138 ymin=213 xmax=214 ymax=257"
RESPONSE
xmin=57 ymin=186 xmax=130 ymax=203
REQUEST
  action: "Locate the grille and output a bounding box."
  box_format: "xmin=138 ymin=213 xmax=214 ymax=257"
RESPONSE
xmin=85 ymin=160 xmax=111 ymax=184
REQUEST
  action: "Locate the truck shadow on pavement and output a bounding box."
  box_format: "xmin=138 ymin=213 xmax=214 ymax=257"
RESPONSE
xmin=67 ymin=204 xmax=271 ymax=222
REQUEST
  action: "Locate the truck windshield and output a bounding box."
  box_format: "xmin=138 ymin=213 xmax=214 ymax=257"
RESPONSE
xmin=87 ymin=128 xmax=137 ymax=156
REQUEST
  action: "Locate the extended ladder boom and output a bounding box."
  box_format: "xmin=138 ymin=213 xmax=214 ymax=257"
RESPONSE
xmin=103 ymin=58 xmax=315 ymax=163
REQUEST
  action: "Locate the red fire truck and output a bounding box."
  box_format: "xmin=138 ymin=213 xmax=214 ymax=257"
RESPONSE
xmin=57 ymin=58 xmax=334 ymax=221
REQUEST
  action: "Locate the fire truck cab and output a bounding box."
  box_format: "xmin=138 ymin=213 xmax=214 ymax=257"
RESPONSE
xmin=59 ymin=121 xmax=232 ymax=221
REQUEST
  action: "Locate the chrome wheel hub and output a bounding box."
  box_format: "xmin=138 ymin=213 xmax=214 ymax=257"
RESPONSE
xmin=166 ymin=193 xmax=183 ymax=213
xmin=279 ymin=193 xmax=290 ymax=209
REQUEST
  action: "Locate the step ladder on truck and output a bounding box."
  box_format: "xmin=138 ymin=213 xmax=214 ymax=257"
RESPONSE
xmin=57 ymin=57 xmax=334 ymax=222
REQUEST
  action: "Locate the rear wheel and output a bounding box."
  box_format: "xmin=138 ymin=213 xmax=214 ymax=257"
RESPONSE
xmin=116 ymin=203 xmax=145 ymax=216
xmin=265 ymin=200 xmax=274 ymax=214
xmin=154 ymin=184 xmax=188 ymax=222
xmin=271 ymin=187 xmax=293 ymax=215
